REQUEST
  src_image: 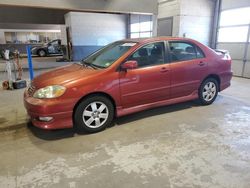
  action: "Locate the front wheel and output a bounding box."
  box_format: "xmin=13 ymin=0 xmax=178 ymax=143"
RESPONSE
xmin=199 ymin=78 xmax=218 ymax=105
xmin=74 ymin=95 xmax=114 ymax=133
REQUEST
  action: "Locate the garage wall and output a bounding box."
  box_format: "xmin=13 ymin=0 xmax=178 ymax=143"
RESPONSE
xmin=179 ymin=0 xmax=215 ymax=45
xmin=65 ymin=12 xmax=127 ymax=61
xmin=217 ymin=0 xmax=250 ymax=78
xmin=221 ymin=0 xmax=250 ymax=10
xmin=0 ymin=6 xmax=67 ymax=25
xmin=157 ymin=0 xmax=215 ymax=46
xmin=0 ymin=30 xmax=5 ymax=44
xmin=0 ymin=24 xmax=65 ymax=53
xmin=158 ymin=0 xmax=180 ymax=37
xmin=0 ymin=0 xmax=158 ymax=14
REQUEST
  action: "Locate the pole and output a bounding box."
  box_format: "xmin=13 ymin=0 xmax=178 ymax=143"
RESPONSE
xmin=26 ymin=45 xmax=34 ymax=80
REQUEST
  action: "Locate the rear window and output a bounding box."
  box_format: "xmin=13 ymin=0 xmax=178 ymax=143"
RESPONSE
xmin=169 ymin=41 xmax=205 ymax=62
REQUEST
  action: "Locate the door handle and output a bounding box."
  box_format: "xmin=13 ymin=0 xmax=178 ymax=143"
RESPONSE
xmin=160 ymin=67 xmax=169 ymax=72
xmin=198 ymin=61 xmax=206 ymax=66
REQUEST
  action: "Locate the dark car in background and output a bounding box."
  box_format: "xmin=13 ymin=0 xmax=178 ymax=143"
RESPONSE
xmin=31 ymin=39 xmax=63 ymax=57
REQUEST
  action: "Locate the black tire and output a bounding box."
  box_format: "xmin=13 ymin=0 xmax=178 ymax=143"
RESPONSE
xmin=37 ymin=49 xmax=46 ymax=57
xmin=74 ymin=95 xmax=114 ymax=133
xmin=199 ymin=78 xmax=219 ymax=105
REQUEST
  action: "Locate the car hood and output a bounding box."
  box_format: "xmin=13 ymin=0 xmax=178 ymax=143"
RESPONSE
xmin=32 ymin=63 xmax=99 ymax=88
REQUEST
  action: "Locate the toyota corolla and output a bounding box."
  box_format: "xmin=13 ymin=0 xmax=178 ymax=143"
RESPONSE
xmin=24 ymin=37 xmax=232 ymax=133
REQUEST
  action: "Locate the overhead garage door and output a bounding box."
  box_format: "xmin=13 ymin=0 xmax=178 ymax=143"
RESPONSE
xmin=217 ymin=0 xmax=250 ymax=78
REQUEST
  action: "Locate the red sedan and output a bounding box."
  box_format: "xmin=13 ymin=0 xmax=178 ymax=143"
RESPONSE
xmin=24 ymin=37 xmax=232 ymax=133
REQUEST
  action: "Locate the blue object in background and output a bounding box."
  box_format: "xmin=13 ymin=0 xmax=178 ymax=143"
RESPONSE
xmin=26 ymin=46 xmax=34 ymax=80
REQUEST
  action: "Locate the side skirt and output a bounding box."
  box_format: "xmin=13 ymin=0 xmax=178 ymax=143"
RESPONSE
xmin=116 ymin=92 xmax=198 ymax=117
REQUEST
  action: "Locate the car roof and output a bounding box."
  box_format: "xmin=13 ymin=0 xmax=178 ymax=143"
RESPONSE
xmin=120 ymin=37 xmax=195 ymax=44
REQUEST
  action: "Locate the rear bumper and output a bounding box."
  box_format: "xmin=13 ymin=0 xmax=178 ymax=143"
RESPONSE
xmin=24 ymin=92 xmax=73 ymax=130
xmin=220 ymin=71 xmax=233 ymax=91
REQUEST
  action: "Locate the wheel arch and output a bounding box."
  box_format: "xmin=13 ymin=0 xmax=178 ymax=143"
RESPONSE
xmin=202 ymin=74 xmax=221 ymax=91
xmin=37 ymin=48 xmax=47 ymax=55
xmin=73 ymin=92 xmax=117 ymax=120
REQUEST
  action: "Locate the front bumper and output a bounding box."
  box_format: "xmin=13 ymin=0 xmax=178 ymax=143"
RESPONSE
xmin=24 ymin=91 xmax=73 ymax=130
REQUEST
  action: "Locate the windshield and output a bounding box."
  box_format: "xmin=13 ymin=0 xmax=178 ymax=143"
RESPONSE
xmin=82 ymin=41 xmax=137 ymax=68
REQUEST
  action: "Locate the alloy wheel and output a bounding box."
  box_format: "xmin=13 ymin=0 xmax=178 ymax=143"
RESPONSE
xmin=39 ymin=50 xmax=46 ymax=57
xmin=202 ymin=82 xmax=217 ymax=102
xmin=82 ymin=101 xmax=109 ymax=128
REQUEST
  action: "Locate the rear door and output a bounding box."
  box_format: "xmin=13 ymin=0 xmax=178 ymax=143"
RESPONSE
xmin=119 ymin=42 xmax=171 ymax=108
xmin=168 ymin=41 xmax=208 ymax=98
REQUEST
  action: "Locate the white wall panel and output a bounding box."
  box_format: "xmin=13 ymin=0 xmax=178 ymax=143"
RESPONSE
xmin=65 ymin=12 xmax=126 ymax=46
xmin=180 ymin=0 xmax=214 ymax=16
xmin=243 ymin=61 xmax=250 ymax=78
xmin=218 ymin=0 xmax=250 ymax=78
xmin=246 ymin=45 xmax=250 ymax=60
xmin=0 ymin=0 xmax=158 ymax=14
xmin=178 ymin=15 xmax=212 ymax=45
xmin=231 ymin=60 xmax=244 ymax=76
xmin=221 ymin=0 xmax=250 ymax=10
xmin=178 ymin=0 xmax=215 ymax=46
xmin=158 ymin=0 xmax=180 ymax=19
xmin=157 ymin=0 xmax=214 ymax=44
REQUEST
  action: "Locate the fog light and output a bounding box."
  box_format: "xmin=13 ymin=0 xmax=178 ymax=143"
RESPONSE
xmin=38 ymin=117 xmax=53 ymax=122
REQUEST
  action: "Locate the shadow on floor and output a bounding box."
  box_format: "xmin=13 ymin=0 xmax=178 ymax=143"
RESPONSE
xmin=115 ymin=100 xmax=200 ymax=126
xmin=27 ymin=122 xmax=76 ymax=141
xmin=28 ymin=100 xmax=201 ymax=141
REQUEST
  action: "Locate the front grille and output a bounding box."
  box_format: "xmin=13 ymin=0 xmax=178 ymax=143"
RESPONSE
xmin=27 ymin=85 xmax=36 ymax=96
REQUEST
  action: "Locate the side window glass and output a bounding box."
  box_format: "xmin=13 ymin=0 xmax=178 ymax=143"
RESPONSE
xmin=128 ymin=42 xmax=165 ymax=68
xmin=196 ymin=47 xmax=205 ymax=58
xmin=50 ymin=41 xmax=58 ymax=46
xmin=169 ymin=42 xmax=199 ymax=62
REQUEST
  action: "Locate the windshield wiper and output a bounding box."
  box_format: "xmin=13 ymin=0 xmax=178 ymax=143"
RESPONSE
xmin=81 ymin=60 xmax=97 ymax=69
xmin=91 ymin=63 xmax=105 ymax=69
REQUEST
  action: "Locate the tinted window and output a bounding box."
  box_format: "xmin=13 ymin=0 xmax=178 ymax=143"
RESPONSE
xmin=128 ymin=42 xmax=165 ymax=68
xmin=197 ymin=47 xmax=205 ymax=58
xmin=169 ymin=41 xmax=204 ymax=62
xmin=50 ymin=40 xmax=58 ymax=45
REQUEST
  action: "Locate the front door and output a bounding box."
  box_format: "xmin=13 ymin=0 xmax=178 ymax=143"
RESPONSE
xmin=119 ymin=42 xmax=171 ymax=108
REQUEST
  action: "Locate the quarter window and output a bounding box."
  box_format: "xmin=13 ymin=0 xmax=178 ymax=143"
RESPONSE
xmin=197 ymin=47 xmax=205 ymax=58
xmin=169 ymin=41 xmax=205 ymax=62
xmin=128 ymin=42 xmax=165 ymax=68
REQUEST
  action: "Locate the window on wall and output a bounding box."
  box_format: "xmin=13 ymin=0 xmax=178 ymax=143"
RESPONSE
xmin=218 ymin=26 xmax=249 ymax=43
xmin=4 ymin=31 xmax=61 ymax=44
xmin=130 ymin=15 xmax=153 ymax=38
xmin=220 ymin=7 xmax=250 ymax=26
xmin=218 ymin=7 xmax=250 ymax=43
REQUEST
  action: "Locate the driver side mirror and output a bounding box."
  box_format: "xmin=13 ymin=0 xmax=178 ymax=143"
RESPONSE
xmin=121 ymin=60 xmax=138 ymax=70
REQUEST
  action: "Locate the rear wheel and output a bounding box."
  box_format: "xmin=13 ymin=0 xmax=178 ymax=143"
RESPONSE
xmin=38 ymin=49 xmax=46 ymax=57
xmin=74 ymin=95 xmax=114 ymax=133
xmin=199 ymin=78 xmax=218 ymax=105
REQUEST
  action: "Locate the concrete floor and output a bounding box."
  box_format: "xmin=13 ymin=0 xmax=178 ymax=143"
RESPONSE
xmin=0 ymin=77 xmax=250 ymax=188
xmin=0 ymin=56 xmax=72 ymax=72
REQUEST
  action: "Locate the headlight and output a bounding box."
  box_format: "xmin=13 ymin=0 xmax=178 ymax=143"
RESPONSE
xmin=33 ymin=85 xmax=66 ymax=99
